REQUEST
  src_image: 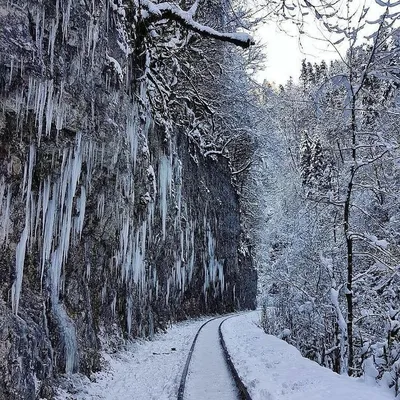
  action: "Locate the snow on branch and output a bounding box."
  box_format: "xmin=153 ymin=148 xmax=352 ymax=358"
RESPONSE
xmin=375 ymin=0 xmax=400 ymax=7
xmin=141 ymin=0 xmax=255 ymax=49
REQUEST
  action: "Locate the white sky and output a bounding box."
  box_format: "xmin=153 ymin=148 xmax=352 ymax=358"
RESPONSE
xmin=255 ymin=0 xmax=395 ymax=85
xmin=255 ymin=23 xmax=341 ymax=85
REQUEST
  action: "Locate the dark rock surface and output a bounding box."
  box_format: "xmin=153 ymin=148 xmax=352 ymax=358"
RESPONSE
xmin=0 ymin=1 xmax=256 ymax=398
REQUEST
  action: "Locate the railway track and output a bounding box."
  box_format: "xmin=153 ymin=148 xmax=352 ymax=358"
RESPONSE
xmin=177 ymin=314 xmax=252 ymax=400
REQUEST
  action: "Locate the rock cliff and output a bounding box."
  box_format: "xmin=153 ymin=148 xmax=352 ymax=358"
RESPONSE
xmin=0 ymin=1 xmax=256 ymax=398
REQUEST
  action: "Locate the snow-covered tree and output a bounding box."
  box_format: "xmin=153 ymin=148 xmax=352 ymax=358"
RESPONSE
xmin=256 ymin=5 xmax=400 ymax=392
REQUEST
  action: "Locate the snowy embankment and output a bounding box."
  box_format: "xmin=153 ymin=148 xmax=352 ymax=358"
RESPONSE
xmin=56 ymin=317 xmax=210 ymax=400
xmin=222 ymin=311 xmax=393 ymax=400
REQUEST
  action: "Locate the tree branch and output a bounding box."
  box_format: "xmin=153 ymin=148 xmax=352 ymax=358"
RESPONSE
xmin=141 ymin=0 xmax=255 ymax=49
xmin=232 ymin=159 xmax=253 ymax=175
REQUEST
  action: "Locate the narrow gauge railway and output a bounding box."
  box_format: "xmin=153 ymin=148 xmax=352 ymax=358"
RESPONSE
xmin=177 ymin=315 xmax=252 ymax=400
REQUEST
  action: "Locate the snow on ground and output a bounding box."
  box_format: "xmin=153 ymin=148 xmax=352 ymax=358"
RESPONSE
xmin=222 ymin=311 xmax=394 ymax=400
xmin=56 ymin=311 xmax=393 ymax=400
xmin=56 ymin=317 xmax=210 ymax=400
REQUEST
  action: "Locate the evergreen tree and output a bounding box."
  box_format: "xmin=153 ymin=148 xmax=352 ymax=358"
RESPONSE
xmin=307 ymin=61 xmax=315 ymax=86
xmin=300 ymin=132 xmax=312 ymax=187
xmin=320 ymin=60 xmax=328 ymax=80
xmin=300 ymin=59 xmax=308 ymax=89
xmin=314 ymin=63 xmax=321 ymax=83
xmin=310 ymin=138 xmax=331 ymax=192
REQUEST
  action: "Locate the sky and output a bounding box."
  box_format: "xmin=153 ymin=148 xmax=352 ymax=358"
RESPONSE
xmin=255 ymin=0 xmax=394 ymax=85
xmin=255 ymin=22 xmax=341 ymax=85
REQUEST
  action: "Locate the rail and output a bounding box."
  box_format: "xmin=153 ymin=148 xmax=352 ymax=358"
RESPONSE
xmin=177 ymin=314 xmax=252 ymax=400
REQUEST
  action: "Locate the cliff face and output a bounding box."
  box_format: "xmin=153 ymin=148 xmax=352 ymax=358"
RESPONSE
xmin=0 ymin=1 xmax=256 ymax=398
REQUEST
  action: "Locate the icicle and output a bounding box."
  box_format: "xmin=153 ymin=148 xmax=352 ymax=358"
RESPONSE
xmin=155 ymin=270 xmax=159 ymax=298
xmin=75 ymin=185 xmax=86 ymax=237
xmin=174 ymin=161 xmax=182 ymax=231
xmin=45 ymin=80 xmax=54 ymax=136
xmin=129 ymin=221 xmax=146 ymax=285
xmin=41 ymin=178 xmax=50 ymax=232
xmin=159 ymin=155 xmax=172 ymax=240
xmin=11 ymin=225 xmax=28 ymax=314
xmin=9 ymin=56 xmax=14 ymax=86
xmin=126 ymin=114 xmax=139 ymax=168
xmin=59 ymin=148 xmax=70 ymax=208
xmin=48 ymin=0 xmax=60 ymax=72
xmin=175 ymin=256 xmax=182 ymax=290
xmin=52 ymin=302 xmax=79 ymax=374
xmin=62 ymin=0 xmax=73 ymax=41
xmin=1 ymin=184 xmax=11 ymax=244
xmin=33 ymin=183 xmax=42 ymax=243
xmin=21 ymin=157 xmax=28 ymax=196
xmin=166 ymin=277 xmax=170 ymax=304
xmin=35 ymin=9 xmax=45 ymax=58
xmin=84 ymin=139 xmax=95 ymax=187
xmin=4 ymin=186 xmax=11 ymax=243
xmin=111 ymin=293 xmax=117 ymax=317
xmin=51 ymin=243 xmax=62 ymax=302
xmin=35 ymin=81 xmax=48 ymax=141
xmin=127 ymin=297 xmax=132 ymax=335
xmin=86 ymin=261 xmax=91 ymax=281
xmin=26 ymin=78 xmax=35 ymax=120
xmin=120 ymin=219 xmax=129 ymax=264
xmin=141 ymin=221 xmax=146 ymax=259
xmin=43 ymin=134 xmax=83 ymax=373
xmin=149 ymin=310 xmax=154 ymax=339
xmin=97 ymin=192 xmax=105 ymax=219
xmin=219 ymin=261 xmax=225 ymax=294
xmin=56 ymin=81 xmax=65 ymax=131
xmin=147 ymin=201 xmax=155 ymax=240
xmin=202 ymin=225 xmax=224 ymax=297
xmin=133 ymin=230 xmax=141 ymax=284
xmin=101 ymin=285 xmax=107 ymax=304
xmin=90 ymin=12 xmax=100 ymax=65
xmin=0 ymin=177 xmax=5 ymax=216
xmin=188 ymin=224 xmax=195 ymax=283
xmin=12 ymin=146 xmax=35 ymax=315
xmin=41 ymin=196 xmax=55 ymax=288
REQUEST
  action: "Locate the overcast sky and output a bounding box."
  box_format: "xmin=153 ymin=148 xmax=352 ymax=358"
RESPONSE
xmin=255 ymin=22 xmax=341 ymax=85
xmin=255 ymin=0 xmax=394 ymax=85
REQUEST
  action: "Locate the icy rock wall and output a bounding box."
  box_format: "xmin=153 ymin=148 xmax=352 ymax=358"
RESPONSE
xmin=0 ymin=0 xmax=256 ymax=398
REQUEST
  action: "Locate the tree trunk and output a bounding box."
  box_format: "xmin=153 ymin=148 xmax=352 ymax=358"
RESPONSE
xmin=343 ymin=95 xmax=357 ymax=376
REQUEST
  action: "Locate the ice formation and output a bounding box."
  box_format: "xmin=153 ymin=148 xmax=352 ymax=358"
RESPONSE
xmin=0 ymin=0 xmax=237 ymax=378
xmin=203 ymin=224 xmax=225 ymax=302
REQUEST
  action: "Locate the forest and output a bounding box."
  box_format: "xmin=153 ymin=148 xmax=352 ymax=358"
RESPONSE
xmin=256 ymin=14 xmax=400 ymax=396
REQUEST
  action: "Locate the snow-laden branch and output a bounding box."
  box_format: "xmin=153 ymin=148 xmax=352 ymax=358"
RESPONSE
xmin=141 ymin=0 xmax=255 ymax=49
xmin=375 ymin=0 xmax=400 ymax=7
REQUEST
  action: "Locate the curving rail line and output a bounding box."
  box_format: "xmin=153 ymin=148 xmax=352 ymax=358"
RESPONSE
xmin=177 ymin=314 xmax=252 ymax=400
xmin=177 ymin=317 xmax=218 ymax=400
xmin=218 ymin=316 xmax=252 ymax=400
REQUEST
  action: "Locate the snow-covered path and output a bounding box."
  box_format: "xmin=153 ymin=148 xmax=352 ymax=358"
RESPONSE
xmin=184 ymin=317 xmax=239 ymax=400
xmin=56 ymin=317 xmax=211 ymax=400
